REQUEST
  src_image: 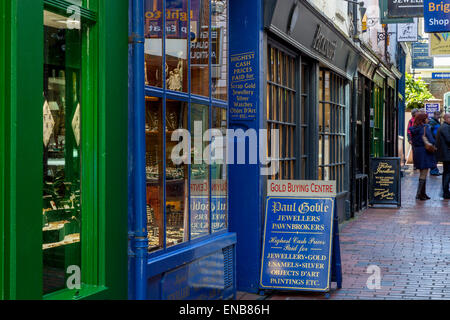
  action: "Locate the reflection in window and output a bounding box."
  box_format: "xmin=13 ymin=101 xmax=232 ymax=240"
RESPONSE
xmin=191 ymin=0 xmax=210 ymax=96
xmin=43 ymin=10 xmax=82 ymax=295
xmin=145 ymin=0 xmax=163 ymax=87
xmin=191 ymin=104 xmax=210 ymax=239
xmin=146 ymin=98 xmax=189 ymax=251
xmin=166 ymin=0 xmax=188 ymax=92
xmin=211 ymin=107 xmax=227 ymax=233
xmin=211 ymin=0 xmax=228 ymax=100
xmin=165 ymin=101 xmax=189 ymax=247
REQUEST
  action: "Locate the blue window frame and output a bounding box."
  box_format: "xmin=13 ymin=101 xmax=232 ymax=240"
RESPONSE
xmin=143 ymin=0 xmax=229 ymax=255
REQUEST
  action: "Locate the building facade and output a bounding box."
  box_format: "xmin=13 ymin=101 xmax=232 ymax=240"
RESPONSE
xmin=1 ymin=0 xmax=406 ymax=300
xmin=1 ymin=0 xmax=128 ymax=299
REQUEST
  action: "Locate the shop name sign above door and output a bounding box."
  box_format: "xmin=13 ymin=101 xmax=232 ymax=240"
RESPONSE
xmin=387 ymin=0 xmax=424 ymax=18
xmin=424 ymin=0 xmax=450 ymax=33
xmin=312 ymin=25 xmax=338 ymax=61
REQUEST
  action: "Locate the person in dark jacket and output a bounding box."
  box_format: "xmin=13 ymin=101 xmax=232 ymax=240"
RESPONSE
xmin=429 ymin=111 xmax=442 ymax=176
xmin=410 ymin=113 xmax=437 ymax=200
xmin=436 ymin=113 xmax=450 ymax=199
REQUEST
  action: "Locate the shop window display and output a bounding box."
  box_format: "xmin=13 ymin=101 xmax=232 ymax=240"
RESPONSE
xmin=144 ymin=0 xmax=228 ymax=254
xmin=42 ymin=10 xmax=82 ymax=294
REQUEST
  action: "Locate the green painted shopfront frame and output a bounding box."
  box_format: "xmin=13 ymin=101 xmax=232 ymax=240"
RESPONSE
xmin=1 ymin=0 xmax=128 ymax=300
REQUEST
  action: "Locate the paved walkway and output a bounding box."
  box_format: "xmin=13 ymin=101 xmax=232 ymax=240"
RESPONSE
xmin=239 ymin=167 xmax=450 ymax=300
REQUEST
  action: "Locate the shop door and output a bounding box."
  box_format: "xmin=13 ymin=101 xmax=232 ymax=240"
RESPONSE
xmin=1 ymin=0 xmax=128 ymax=300
xmin=371 ymin=85 xmax=384 ymax=158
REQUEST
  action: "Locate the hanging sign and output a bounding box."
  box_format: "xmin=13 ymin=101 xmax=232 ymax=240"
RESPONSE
xmin=387 ymin=0 xmax=424 ymax=18
xmin=369 ymin=158 xmax=401 ymax=207
xmin=411 ymin=42 xmax=434 ymax=68
xmin=425 ymin=102 xmax=441 ymax=116
xmin=429 ymin=32 xmax=450 ymax=55
xmin=260 ymin=180 xmax=340 ymax=292
xmin=424 ymin=0 xmax=450 ymax=33
xmin=380 ymin=0 xmax=414 ymax=23
xmin=397 ymin=18 xmax=419 ymax=41
xmin=432 ymin=72 xmax=450 ymax=78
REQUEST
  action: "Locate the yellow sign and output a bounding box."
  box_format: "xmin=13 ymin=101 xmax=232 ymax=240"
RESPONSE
xmin=430 ymin=32 xmax=450 ymax=56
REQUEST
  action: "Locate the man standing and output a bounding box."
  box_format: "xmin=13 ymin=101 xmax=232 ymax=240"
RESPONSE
xmin=429 ymin=111 xmax=442 ymax=176
xmin=436 ymin=113 xmax=450 ymax=199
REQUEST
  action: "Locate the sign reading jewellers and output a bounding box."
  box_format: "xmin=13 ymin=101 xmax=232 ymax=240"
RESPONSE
xmin=260 ymin=180 xmax=336 ymax=292
xmin=312 ymin=25 xmax=338 ymax=60
xmin=369 ymin=158 xmax=401 ymax=207
xmin=387 ymin=0 xmax=424 ymax=18
xmin=264 ymin=0 xmax=358 ymax=79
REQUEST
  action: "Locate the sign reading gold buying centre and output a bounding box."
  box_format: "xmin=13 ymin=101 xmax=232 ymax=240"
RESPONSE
xmin=260 ymin=180 xmax=337 ymax=292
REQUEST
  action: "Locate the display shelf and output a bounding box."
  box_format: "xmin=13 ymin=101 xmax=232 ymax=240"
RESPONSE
xmin=43 ymin=233 xmax=80 ymax=250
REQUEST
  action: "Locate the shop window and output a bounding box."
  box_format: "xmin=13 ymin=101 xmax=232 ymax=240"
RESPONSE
xmin=266 ymin=42 xmax=309 ymax=180
xmin=318 ymin=69 xmax=347 ymax=193
xmin=144 ymin=0 xmax=229 ymax=254
xmin=43 ymin=9 xmax=82 ymax=295
xmin=191 ymin=0 xmax=210 ymax=96
xmin=145 ymin=0 xmax=228 ymax=101
xmin=211 ymin=1 xmax=228 ymax=100
xmin=211 ymin=107 xmax=227 ymax=233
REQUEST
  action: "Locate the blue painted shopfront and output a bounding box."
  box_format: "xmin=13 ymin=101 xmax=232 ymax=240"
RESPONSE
xmin=127 ymin=0 xmax=401 ymax=299
xmin=128 ymin=0 xmax=241 ymax=300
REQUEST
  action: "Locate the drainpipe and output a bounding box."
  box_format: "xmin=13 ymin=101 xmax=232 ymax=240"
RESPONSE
xmin=131 ymin=0 xmax=148 ymax=300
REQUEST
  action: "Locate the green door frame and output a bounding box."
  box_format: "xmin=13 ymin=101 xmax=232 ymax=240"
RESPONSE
xmin=371 ymin=84 xmax=384 ymax=158
xmin=1 ymin=0 xmax=128 ymax=300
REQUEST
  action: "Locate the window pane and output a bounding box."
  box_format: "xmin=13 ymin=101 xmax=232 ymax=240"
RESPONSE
xmin=146 ymin=97 xmax=164 ymax=252
xmin=43 ymin=10 xmax=82 ymax=294
xmin=144 ymin=0 xmax=163 ymax=87
xmin=166 ymin=0 xmax=188 ymax=92
xmin=324 ymin=103 xmax=331 ymax=133
xmin=212 ymin=107 xmax=227 ymax=233
xmin=191 ymin=104 xmax=210 ymax=239
xmin=212 ymin=0 xmax=228 ymax=100
xmin=324 ymin=135 xmax=330 ymax=166
xmin=191 ymin=0 xmax=210 ymax=96
xmin=318 ymin=134 xmax=323 ymax=166
xmin=324 ymin=71 xmax=330 ymax=101
xmin=166 ymin=100 xmax=189 ymax=248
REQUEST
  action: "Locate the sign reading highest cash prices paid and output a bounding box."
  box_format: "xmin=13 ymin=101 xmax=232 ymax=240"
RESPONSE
xmin=260 ymin=181 xmax=337 ymax=292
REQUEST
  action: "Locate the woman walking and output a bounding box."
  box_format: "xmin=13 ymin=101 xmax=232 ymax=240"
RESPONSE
xmin=409 ymin=113 xmax=437 ymax=200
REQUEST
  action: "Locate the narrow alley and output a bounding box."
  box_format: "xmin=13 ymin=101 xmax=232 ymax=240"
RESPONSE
xmin=238 ymin=167 xmax=450 ymax=300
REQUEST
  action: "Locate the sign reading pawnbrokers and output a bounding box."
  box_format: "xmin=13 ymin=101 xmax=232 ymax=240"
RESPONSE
xmin=387 ymin=0 xmax=424 ymax=18
xmin=260 ymin=181 xmax=338 ymax=292
xmin=369 ymin=158 xmax=401 ymax=207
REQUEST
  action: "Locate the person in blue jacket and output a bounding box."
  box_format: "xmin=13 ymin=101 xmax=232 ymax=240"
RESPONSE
xmin=410 ymin=113 xmax=437 ymax=200
xmin=429 ymin=111 xmax=442 ymax=176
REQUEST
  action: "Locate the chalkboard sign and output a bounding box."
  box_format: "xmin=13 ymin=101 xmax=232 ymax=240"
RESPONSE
xmin=260 ymin=196 xmax=335 ymax=292
xmin=369 ymin=157 xmax=401 ymax=207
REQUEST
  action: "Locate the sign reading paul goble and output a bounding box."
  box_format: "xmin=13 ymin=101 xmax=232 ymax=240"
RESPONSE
xmin=387 ymin=0 xmax=424 ymax=18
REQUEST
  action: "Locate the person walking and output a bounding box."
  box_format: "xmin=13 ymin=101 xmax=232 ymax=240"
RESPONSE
xmin=436 ymin=113 xmax=450 ymax=199
xmin=408 ymin=109 xmax=419 ymax=169
xmin=407 ymin=108 xmax=418 ymax=143
xmin=409 ymin=113 xmax=437 ymax=200
xmin=429 ymin=111 xmax=442 ymax=176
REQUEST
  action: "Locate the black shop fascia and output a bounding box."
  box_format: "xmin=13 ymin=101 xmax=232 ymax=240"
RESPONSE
xmin=264 ymin=0 xmax=359 ymax=79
